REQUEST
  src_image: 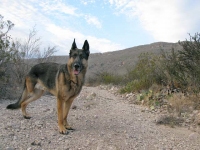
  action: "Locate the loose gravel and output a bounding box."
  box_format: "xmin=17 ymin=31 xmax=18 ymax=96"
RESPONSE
xmin=0 ymin=86 xmax=200 ymax=150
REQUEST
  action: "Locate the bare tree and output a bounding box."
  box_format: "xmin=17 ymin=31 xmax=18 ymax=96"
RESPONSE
xmin=0 ymin=14 xmax=15 ymax=80
xmin=10 ymin=27 xmax=57 ymax=85
xmin=37 ymin=46 xmax=57 ymax=63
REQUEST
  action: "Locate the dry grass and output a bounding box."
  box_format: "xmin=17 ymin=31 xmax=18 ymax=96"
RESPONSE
xmin=168 ymin=93 xmax=195 ymax=116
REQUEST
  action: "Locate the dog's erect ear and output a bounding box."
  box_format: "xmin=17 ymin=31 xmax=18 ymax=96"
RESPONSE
xmin=69 ymin=39 xmax=77 ymax=57
xmin=71 ymin=39 xmax=77 ymax=50
xmin=82 ymin=40 xmax=90 ymax=57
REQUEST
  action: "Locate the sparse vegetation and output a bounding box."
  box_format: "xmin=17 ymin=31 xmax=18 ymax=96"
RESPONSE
xmin=121 ymin=52 xmax=165 ymax=93
xmin=95 ymin=33 xmax=200 ymax=96
xmin=87 ymin=71 xmax=123 ymax=86
xmin=9 ymin=27 xmax=57 ymax=85
xmin=0 ymin=15 xmax=15 ymax=96
xmin=0 ymin=15 xmax=14 ymax=79
xmin=88 ymin=33 xmax=200 ymax=123
xmin=0 ymin=15 xmax=57 ymax=99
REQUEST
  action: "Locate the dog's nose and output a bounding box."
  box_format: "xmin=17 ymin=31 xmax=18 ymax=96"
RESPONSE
xmin=74 ymin=63 xmax=80 ymax=69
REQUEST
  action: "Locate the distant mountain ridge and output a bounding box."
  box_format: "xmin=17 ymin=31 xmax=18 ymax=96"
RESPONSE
xmin=53 ymin=42 xmax=182 ymax=81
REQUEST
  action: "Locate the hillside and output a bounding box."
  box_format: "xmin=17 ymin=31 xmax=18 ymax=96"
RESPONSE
xmin=53 ymin=42 xmax=182 ymax=81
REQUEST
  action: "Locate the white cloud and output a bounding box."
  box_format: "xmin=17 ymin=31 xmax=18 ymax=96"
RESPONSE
xmin=40 ymin=0 xmax=102 ymax=29
xmin=86 ymin=36 xmax=123 ymax=53
xmin=0 ymin=0 xmax=51 ymax=40
xmin=39 ymin=0 xmax=77 ymax=16
xmin=46 ymin=24 xmax=123 ymax=54
xmin=84 ymin=15 xmax=102 ymax=29
xmin=110 ymin=0 xmax=128 ymax=8
xmin=0 ymin=0 xmax=113 ymax=54
xmin=80 ymin=0 xmax=96 ymax=5
xmin=108 ymin=0 xmax=200 ymax=42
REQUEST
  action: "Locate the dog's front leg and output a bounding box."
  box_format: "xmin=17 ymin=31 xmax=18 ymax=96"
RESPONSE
xmin=57 ymin=98 xmax=68 ymax=134
xmin=63 ymin=98 xmax=75 ymax=130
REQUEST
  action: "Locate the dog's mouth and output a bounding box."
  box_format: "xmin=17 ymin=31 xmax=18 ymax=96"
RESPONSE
xmin=73 ymin=63 xmax=82 ymax=75
xmin=74 ymin=69 xmax=80 ymax=75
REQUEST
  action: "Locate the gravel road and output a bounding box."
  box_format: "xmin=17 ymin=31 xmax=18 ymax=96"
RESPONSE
xmin=0 ymin=86 xmax=200 ymax=150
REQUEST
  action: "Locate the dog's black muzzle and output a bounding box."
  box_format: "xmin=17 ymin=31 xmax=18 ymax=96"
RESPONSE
xmin=73 ymin=62 xmax=82 ymax=75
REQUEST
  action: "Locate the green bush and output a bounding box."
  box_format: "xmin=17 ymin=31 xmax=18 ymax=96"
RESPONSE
xmin=160 ymin=33 xmax=200 ymax=93
xmin=121 ymin=53 xmax=164 ymax=93
xmin=87 ymin=71 xmax=123 ymax=86
xmin=101 ymin=72 xmax=123 ymax=84
xmin=88 ymin=33 xmax=200 ymax=97
xmin=161 ymin=48 xmax=187 ymax=91
xmin=122 ymin=33 xmax=200 ymax=94
xmin=178 ymin=33 xmax=200 ymax=92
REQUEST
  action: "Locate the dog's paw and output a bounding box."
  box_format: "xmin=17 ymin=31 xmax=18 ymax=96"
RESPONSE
xmin=66 ymin=126 xmax=75 ymax=131
xmin=23 ymin=115 xmax=31 ymax=119
xmin=59 ymin=126 xmax=69 ymax=135
xmin=59 ymin=130 xmax=69 ymax=135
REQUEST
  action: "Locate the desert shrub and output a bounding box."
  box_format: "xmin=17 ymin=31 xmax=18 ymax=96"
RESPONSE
xmin=121 ymin=53 xmax=165 ymax=93
xmin=0 ymin=15 xmax=15 ymax=97
xmin=0 ymin=15 xmax=15 ymax=80
xmin=160 ymin=33 xmax=200 ymax=93
xmin=87 ymin=71 xmax=123 ymax=86
xmin=167 ymin=93 xmax=195 ymax=116
xmin=122 ymin=33 xmax=200 ymax=95
xmin=178 ymin=33 xmax=200 ymax=92
xmin=100 ymin=72 xmax=123 ymax=85
xmin=161 ymin=48 xmax=187 ymax=91
xmin=0 ymin=15 xmax=57 ymax=99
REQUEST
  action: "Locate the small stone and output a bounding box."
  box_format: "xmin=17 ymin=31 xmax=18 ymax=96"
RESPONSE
xmin=72 ymin=105 xmax=77 ymax=110
xmin=31 ymin=140 xmax=41 ymax=146
xmin=43 ymin=108 xmax=50 ymax=112
xmin=35 ymin=121 xmax=43 ymax=128
xmin=189 ymin=132 xmax=199 ymax=140
xmin=193 ymin=110 xmax=199 ymax=115
xmin=41 ymin=137 xmax=45 ymax=140
xmin=13 ymin=136 xmax=17 ymax=140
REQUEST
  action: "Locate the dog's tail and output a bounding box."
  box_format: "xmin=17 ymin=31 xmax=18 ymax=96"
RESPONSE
xmin=6 ymin=82 xmax=26 ymax=110
xmin=6 ymin=100 xmax=21 ymax=109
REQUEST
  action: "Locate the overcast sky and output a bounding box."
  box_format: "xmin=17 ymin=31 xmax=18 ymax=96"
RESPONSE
xmin=1 ymin=0 xmax=200 ymax=55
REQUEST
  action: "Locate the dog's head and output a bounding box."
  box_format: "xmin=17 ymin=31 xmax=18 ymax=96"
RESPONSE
xmin=68 ymin=39 xmax=90 ymax=76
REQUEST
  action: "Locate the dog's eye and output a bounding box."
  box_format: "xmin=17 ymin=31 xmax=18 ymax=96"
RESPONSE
xmin=79 ymin=54 xmax=83 ymax=59
xmin=72 ymin=54 xmax=77 ymax=58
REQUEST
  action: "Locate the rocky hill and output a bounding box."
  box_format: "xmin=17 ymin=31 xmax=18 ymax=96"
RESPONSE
xmin=53 ymin=42 xmax=182 ymax=81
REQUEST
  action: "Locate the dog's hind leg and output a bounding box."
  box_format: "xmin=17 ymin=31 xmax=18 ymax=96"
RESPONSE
xmin=21 ymin=89 xmax=44 ymax=119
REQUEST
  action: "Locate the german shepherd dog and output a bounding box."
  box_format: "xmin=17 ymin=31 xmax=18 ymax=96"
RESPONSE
xmin=6 ymin=39 xmax=90 ymax=134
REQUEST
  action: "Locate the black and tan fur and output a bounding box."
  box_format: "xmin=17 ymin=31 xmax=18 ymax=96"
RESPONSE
xmin=6 ymin=39 xmax=90 ymax=134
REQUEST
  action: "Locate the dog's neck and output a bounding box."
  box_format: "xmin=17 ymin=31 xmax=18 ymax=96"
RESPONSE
xmin=66 ymin=65 xmax=86 ymax=86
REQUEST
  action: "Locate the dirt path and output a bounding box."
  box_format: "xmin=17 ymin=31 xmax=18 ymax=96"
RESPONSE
xmin=0 ymin=86 xmax=200 ymax=150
